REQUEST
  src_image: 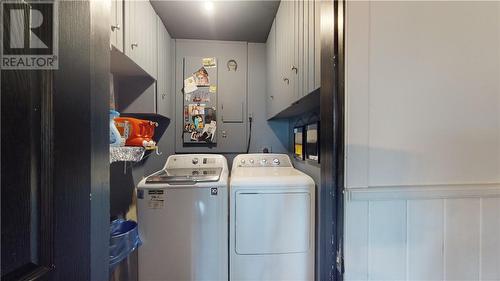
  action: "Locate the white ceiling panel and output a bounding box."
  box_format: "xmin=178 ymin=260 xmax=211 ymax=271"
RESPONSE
xmin=151 ymin=0 xmax=280 ymax=43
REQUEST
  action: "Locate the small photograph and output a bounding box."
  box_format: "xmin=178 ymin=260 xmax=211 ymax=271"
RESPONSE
xmin=190 ymin=121 xmax=216 ymax=143
xmin=192 ymin=115 xmax=204 ymax=129
xmin=190 ymin=131 xmax=202 ymax=141
xmin=204 ymin=108 xmax=216 ymax=124
xmin=183 ymin=106 xmax=190 ymax=122
xmin=183 ymin=123 xmax=195 ymax=133
xmin=306 ymin=123 xmax=319 ymax=162
xmin=188 ymin=104 xmax=205 ymax=116
xmin=294 ymin=127 xmax=304 ymax=160
xmin=192 ymin=90 xmax=210 ymax=103
xmin=183 ymin=76 xmax=198 ymax=93
xmin=202 ymin=57 xmax=217 ymax=68
xmin=200 ymin=121 xmax=216 ymax=142
xmin=193 ymin=67 xmax=210 ymax=86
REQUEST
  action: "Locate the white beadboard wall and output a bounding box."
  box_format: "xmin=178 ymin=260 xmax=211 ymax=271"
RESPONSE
xmin=345 ymin=197 xmax=500 ymax=281
xmin=345 ymin=1 xmax=500 ymax=280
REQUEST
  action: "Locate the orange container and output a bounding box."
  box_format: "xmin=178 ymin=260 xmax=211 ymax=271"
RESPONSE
xmin=114 ymin=117 xmax=157 ymax=147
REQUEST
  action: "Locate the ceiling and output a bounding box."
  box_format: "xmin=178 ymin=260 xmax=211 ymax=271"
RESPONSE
xmin=151 ymin=1 xmax=280 ymax=43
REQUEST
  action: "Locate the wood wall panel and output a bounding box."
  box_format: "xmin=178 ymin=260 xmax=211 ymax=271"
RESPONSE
xmin=480 ymin=198 xmax=500 ymax=280
xmin=345 ymin=196 xmax=499 ymax=281
xmin=345 ymin=1 xmax=500 ymax=188
xmin=345 ymin=2 xmax=500 ymax=280
xmin=407 ymin=200 xmax=444 ymax=280
xmin=444 ymin=199 xmax=481 ymax=280
xmin=368 ymin=201 xmax=407 ymax=280
xmin=344 ymin=201 xmax=368 ymax=281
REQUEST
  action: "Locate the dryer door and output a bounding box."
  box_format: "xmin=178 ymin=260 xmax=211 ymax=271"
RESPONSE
xmin=235 ymin=191 xmax=311 ymax=255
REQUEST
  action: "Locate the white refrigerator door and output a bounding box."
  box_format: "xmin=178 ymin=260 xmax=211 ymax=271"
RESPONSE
xmin=137 ymin=186 xmax=228 ymax=281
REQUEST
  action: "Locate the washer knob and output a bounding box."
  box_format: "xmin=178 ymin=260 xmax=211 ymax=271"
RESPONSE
xmin=249 ymin=159 xmax=254 ymax=164
xmin=261 ymin=159 xmax=267 ymax=165
xmin=240 ymin=159 xmax=246 ymax=164
xmin=192 ymin=158 xmax=199 ymax=165
xmin=273 ymin=158 xmax=280 ymax=165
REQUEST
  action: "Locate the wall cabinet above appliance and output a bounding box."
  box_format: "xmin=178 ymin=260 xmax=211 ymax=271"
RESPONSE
xmin=124 ymin=0 xmax=158 ymax=79
xmin=110 ymin=0 xmax=159 ymax=80
xmin=156 ymin=17 xmax=174 ymax=119
xmin=110 ymin=0 xmax=123 ymax=52
xmin=266 ymin=0 xmax=321 ymax=119
xmin=111 ymin=0 xmax=176 ymax=119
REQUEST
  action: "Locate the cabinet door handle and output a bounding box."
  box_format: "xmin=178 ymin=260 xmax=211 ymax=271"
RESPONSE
xmin=283 ymin=78 xmax=290 ymax=84
xmin=270 ymin=95 xmax=274 ymax=100
xmin=162 ymin=93 xmax=167 ymax=100
xmin=111 ymin=24 xmax=120 ymax=31
xmin=131 ymin=42 xmax=138 ymax=49
xmin=292 ymin=66 xmax=298 ymax=74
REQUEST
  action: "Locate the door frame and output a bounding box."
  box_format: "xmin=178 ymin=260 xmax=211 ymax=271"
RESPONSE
xmin=318 ymin=0 xmax=345 ymax=280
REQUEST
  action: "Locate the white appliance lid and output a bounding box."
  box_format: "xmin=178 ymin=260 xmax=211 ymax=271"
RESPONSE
xmin=230 ymin=167 xmax=315 ymax=187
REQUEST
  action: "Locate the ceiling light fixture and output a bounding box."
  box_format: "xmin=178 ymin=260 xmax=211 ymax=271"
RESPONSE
xmin=203 ymin=1 xmax=215 ymax=15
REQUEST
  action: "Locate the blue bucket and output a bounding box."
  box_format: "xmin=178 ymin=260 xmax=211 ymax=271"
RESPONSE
xmin=109 ymin=219 xmax=142 ymax=270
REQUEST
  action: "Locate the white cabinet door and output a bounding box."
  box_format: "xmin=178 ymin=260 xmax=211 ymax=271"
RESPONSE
xmin=275 ymin=1 xmax=295 ymax=114
xmin=296 ymin=0 xmax=305 ymax=100
xmin=124 ymin=0 xmax=157 ymax=78
xmin=124 ymin=0 xmax=138 ymax=62
xmin=314 ymin=0 xmax=320 ymax=89
xmin=266 ymin=19 xmax=277 ymax=119
xmin=285 ymin=0 xmax=296 ymax=106
xmin=144 ymin=2 xmax=157 ymax=78
xmin=156 ymin=17 xmax=172 ymax=118
xmin=307 ymin=0 xmax=316 ymax=94
xmin=110 ymin=0 xmax=123 ymax=52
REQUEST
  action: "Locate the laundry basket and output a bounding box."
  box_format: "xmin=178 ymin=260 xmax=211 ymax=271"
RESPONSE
xmin=109 ymin=219 xmax=142 ymax=281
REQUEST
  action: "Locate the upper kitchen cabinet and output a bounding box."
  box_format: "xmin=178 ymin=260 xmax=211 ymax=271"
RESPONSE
xmin=156 ymin=17 xmax=174 ymax=119
xmin=266 ymin=19 xmax=278 ymax=119
xmin=110 ymin=0 xmax=123 ymax=52
xmin=297 ymin=0 xmax=321 ymax=98
xmin=124 ymin=0 xmax=158 ymax=78
xmin=267 ymin=0 xmax=321 ymax=119
xmin=275 ymin=0 xmax=295 ymax=111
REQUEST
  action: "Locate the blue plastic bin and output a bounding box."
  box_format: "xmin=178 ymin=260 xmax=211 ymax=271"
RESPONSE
xmin=109 ymin=219 xmax=142 ymax=277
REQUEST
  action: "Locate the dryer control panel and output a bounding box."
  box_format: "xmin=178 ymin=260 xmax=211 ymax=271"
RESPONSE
xmin=234 ymin=154 xmax=292 ymax=168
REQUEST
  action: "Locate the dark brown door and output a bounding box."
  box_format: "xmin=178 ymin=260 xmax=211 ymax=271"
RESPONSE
xmin=1 ymin=2 xmax=54 ymax=279
xmin=1 ymin=1 xmax=110 ymax=280
xmin=1 ymin=63 xmax=54 ymax=281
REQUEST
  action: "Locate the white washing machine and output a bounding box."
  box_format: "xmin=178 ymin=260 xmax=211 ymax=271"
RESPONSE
xmin=137 ymin=154 xmax=228 ymax=281
xmin=230 ymin=154 xmax=315 ymax=281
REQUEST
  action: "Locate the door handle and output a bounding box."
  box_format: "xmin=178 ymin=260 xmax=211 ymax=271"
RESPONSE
xmin=111 ymin=24 xmax=120 ymax=31
xmin=292 ymin=66 xmax=298 ymax=74
xmin=283 ymin=78 xmax=290 ymax=85
xmin=131 ymin=42 xmax=138 ymax=49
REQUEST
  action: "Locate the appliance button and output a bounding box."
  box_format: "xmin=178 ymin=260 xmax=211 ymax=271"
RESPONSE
xmin=192 ymin=158 xmax=199 ymax=165
xmin=249 ymin=159 xmax=254 ymax=164
xmin=241 ymin=159 xmax=246 ymax=164
xmin=273 ymin=158 xmax=280 ymax=165
xmin=261 ymin=159 xmax=267 ymax=165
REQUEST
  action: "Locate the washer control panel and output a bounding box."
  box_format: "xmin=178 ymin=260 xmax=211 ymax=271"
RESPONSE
xmin=235 ymin=154 xmax=292 ymax=168
xmin=166 ymin=155 xmax=224 ymax=169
